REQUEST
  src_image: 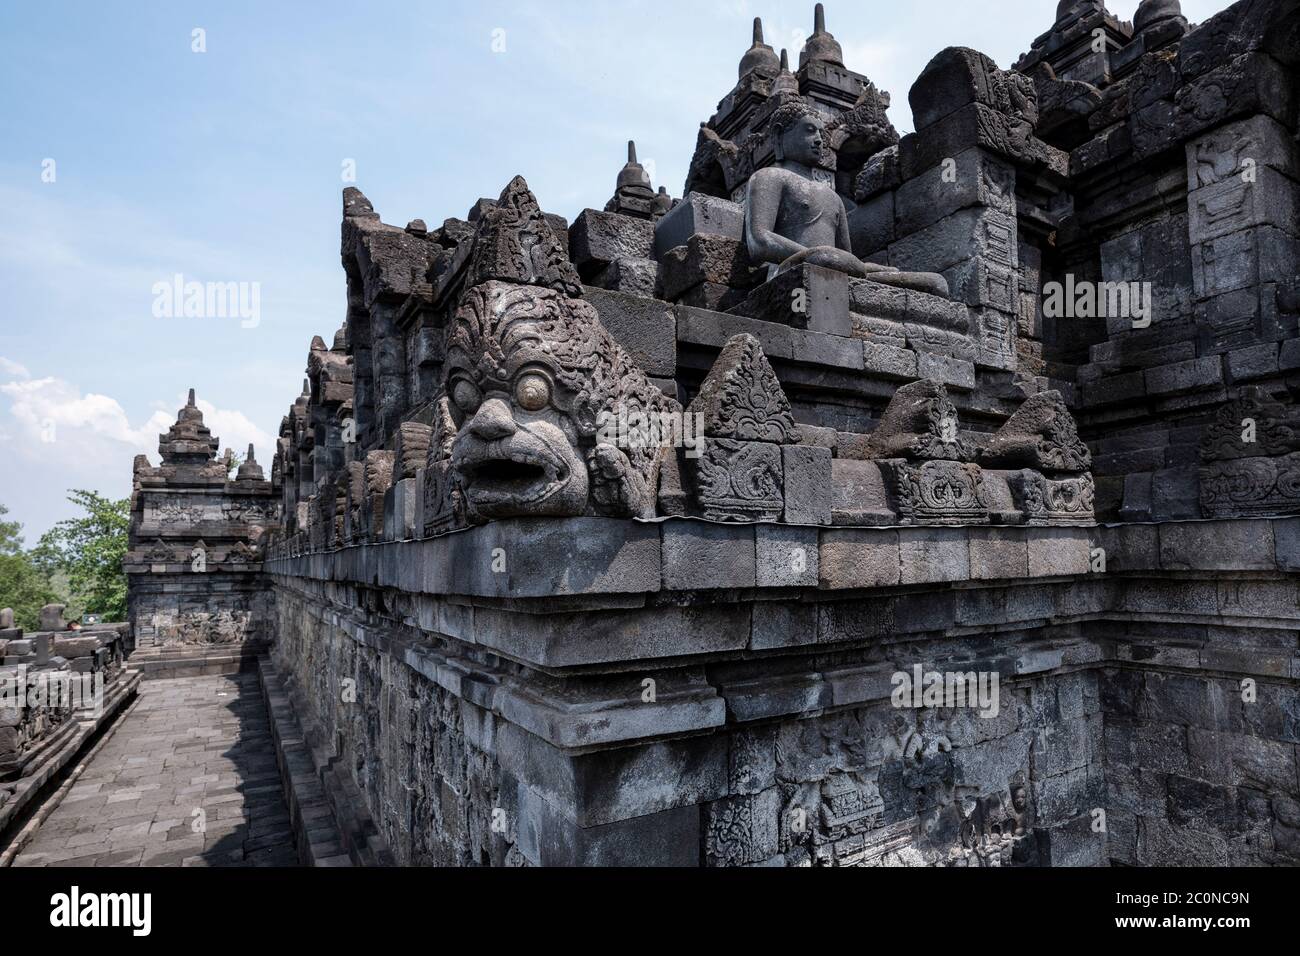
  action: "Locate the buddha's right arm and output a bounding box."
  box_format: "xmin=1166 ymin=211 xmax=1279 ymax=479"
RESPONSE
xmin=744 ymin=178 xmax=806 ymax=264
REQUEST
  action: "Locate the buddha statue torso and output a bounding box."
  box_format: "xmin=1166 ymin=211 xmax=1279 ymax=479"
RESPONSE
xmin=763 ymin=166 xmax=846 ymax=251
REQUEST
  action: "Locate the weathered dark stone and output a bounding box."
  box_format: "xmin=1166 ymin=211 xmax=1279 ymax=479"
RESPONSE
xmin=569 ymin=209 xmax=655 ymax=280
xmin=113 ymin=0 xmax=1300 ymax=872
xmin=858 ymin=380 xmax=973 ymax=462
xmin=979 ymin=391 xmax=1091 ymax=473
xmin=467 ymin=176 xmax=582 ymax=295
xmin=653 ymin=192 xmax=744 ymax=259
xmin=727 ymin=263 xmax=852 ymax=336
xmin=584 ymin=287 xmax=677 ymax=377
xmin=658 ymin=233 xmax=763 ymax=301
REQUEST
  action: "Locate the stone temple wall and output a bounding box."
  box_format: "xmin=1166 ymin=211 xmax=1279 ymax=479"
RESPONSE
xmin=265 ymin=517 xmax=1300 ymax=866
xmin=129 ymin=0 xmax=1300 ymax=865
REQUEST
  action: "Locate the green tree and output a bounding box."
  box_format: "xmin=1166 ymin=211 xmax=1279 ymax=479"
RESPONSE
xmin=220 ymin=447 xmax=243 ymax=479
xmin=0 ymin=504 xmax=62 ymax=630
xmin=0 ymin=505 xmax=20 ymax=555
xmin=35 ymin=491 xmax=130 ymax=623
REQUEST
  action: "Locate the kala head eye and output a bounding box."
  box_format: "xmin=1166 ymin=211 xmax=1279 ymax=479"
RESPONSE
xmin=514 ymin=372 xmax=551 ymax=412
xmin=452 ymin=379 xmax=482 ymax=413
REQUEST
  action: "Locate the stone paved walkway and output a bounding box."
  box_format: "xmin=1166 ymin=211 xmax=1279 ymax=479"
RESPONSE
xmin=13 ymin=673 xmax=297 ymax=867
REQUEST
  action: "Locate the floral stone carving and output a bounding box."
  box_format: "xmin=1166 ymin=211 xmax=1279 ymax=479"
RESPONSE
xmin=1199 ymin=387 xmax=1300 ymax=518
xmin=685 ymin=334 xmax=798 ymax=521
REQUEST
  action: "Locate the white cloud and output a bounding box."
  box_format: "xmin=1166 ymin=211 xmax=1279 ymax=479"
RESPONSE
xmin=0 ymin=377 xmax=274 ymax=465
xmin=0 ymin=376 xmax=275 ymax=538
xmin=0 ymin=357 xmax=29 ymax=380
xmin=1 ymin=377 xmax=160 ymax=461
xmin=190 ymin=395 xmax=277 ymax=463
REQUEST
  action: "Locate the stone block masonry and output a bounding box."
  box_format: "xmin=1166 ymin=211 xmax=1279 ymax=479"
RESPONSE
xmin=121 ymin=0 xmax=1300 ymax=866
xmin=262 ymin=514 xmax=1300 ymax=867
xmin=125 ymin=391 xmax=278 ymax=655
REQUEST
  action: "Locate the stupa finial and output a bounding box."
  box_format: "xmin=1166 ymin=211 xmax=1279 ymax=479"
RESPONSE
xmin=772 ymin=49 xmax=799 ymax=94
xmin=739 ymin=15 xmax=779 ymax=79
xmin=800 ymin=2 xmax=843 ymax=66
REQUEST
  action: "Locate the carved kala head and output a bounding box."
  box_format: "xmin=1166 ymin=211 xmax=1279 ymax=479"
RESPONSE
xmin=443 ymin=280 xmax=677 ymax=519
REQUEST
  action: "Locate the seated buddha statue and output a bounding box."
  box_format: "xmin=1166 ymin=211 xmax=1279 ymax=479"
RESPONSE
xmin=744 ymin=100 xmax=949 ymax=297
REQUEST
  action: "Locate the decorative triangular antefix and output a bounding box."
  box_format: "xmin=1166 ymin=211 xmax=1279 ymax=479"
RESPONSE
xmin=363 ymin=451 xmax=395 ymax=504
xmin=228 ymin=540 xmax=256 ymax=563
xmin=863 ymin=379 xmax=973 ymax=462
xmin=978 ymin=390 xmax=1091 ymax=473
xmin=689 ymin=333 xmax=798 ymax=443
xmin=467 ymin=175 xmax=582 ymax=296
xmin=345 ymin=461 xmax=365 ymax=504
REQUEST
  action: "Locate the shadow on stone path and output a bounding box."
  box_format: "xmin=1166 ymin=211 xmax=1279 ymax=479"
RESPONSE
xmin=12 ymin=672 xmax=297 ymax=867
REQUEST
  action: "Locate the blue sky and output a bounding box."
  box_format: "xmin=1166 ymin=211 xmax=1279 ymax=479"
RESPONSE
xmin=0 ymin=0 xmax=1226 ymax=540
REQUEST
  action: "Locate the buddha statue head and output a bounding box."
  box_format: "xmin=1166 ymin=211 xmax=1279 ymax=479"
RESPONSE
xmin=769 ymin=99 xmax=832 ymax=170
